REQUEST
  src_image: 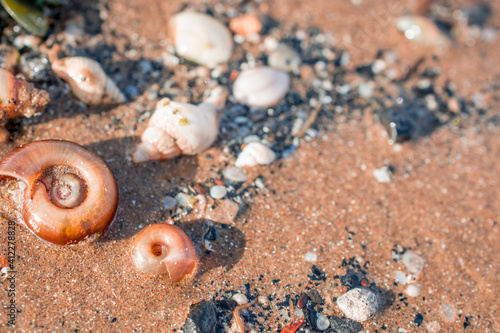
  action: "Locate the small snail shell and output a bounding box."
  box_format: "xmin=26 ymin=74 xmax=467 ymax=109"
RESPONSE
xmin=169 ymin=11 xmax=233 ymax=68
xmin=0 ymin=68 xmax=50 ymax=120
xmin=0 ymin=140 xmax=119 ymax=245
xmin=132 ymin=87 xmax=227 ymax=163
xmin=131 ymin=224 xmax=197 ymax=282
xmin=396 ymin=16 xmax=450 ymax=48
xmin=233 ymin=67 xmax=290 ymax=108
xmin=51 ymin=57 xmax=126 ymax=105
xmin=235 ymin=142 xmax=276 ymax=168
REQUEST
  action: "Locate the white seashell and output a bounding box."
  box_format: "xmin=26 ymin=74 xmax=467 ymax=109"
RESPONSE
xmin=233 ymin=66 xmax=290 ymax=108
xmin=235 ymin=142 xmax=276 ymax=167
xmin=0 ymin=68 xmax=50 ymax=120
xmin=396 ymin=16 xmax=450 ymax=48
xmin=51 ymin=57 xmax=126 ymax=105
xmin=132 ymin=86 xmax=228 ymax=163
xmin=268 ymin=44 xmax=301 ymax=73
xmin=169 ymin=11 xmax=233 ymax=68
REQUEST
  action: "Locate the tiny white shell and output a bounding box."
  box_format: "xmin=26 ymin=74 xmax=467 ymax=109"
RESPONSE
xmin=133 ymin=87 xmax=227 ymax=163
xmin=51 ymin=57 xmax=126 ymax=105
xmin=235 ymin=142 xmax=276 ymax=167
xmin=268 ymin=44 xmax=301 ymax=73
xmin=396 ymin=16 xmax=450 ymax=48
xmin=233 ymin=66 xmax=290 ymax=108
xmin=169 ymin=11 xmax=233 ymax=68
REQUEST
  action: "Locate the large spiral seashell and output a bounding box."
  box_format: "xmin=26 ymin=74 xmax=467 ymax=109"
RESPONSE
xmin=0 ymin=140 xmax=119 ymax=245
xmin=233 ymin=66 xmax=290 ymax=108
xmin=169 ymin=11 xmax=233 ymax=68
xmin=131 ymin=224 xmax=197 ymax=282
xmin=0 ymin=68 xmax=50 ymax=120
xmin=132 ymin=87 xmax=227 ymax=163
xmin=51 ymin=57 xmax=126 ymax=105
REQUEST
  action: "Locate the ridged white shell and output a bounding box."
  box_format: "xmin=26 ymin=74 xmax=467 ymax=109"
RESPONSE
xmin=132 ymin=87 xmax=227 ymax=163
xmin=169 ymin=11 xmax=233 ymax=68
xmin=396 ymin=16 xmax=450 ymax=48
xmin=233 ymin=67 xmax=290 ymax=108
xmin=235 ymin=142 xmax=276 ymax=167
xmin=51 ymin=57 xmax=126 ymax=105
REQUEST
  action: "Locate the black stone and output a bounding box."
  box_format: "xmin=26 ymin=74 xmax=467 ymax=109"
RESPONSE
xmin=183 ymin=300 xmax=217 ymax=333
xmin=414 ymin=313 xmax=423 ymax=326
xmin=327 ymin=316 xmax=363 ymax=333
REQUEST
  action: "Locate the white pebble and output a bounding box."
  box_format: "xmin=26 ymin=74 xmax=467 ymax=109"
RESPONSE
xmin=316 ymin=314 xmax=330 ymax=331
xmin=402 ymin=251 xmax=425 ymax=276
xmin=336 ymin=288 xmax=382 ymax=322
xmin=305 ymin=252 xmax=318 ymax=262
xmin=441 ymin=302 xmax=455 ymax=322
xmin=223 ymin=167 xmax=248 ymax=183
xmin=373 ymin=166 xmax=391 ymax=183
xmin=175 ymin=193 xmax=190 ymax=206
xmin=235 ymin=142 xmax=276 ymax=167
xmin=162 ymin=196 xmax=177 ymax=210
xmin=358 ymin=82 xmax=375 ymax=98
xmin=395 ymin=271 xmax=407 ymax=285
xmin=405 ymin=284 xmax=421 ymax=297
xmin=425 ymin=321 xmax=441 ymax=332
xmin=279 ymin=309 xmax=289 ymax=320
xmin=232 ymin=293 xmax=248 ymax=305
xmin=210 ymin=186 xmax=227 ymax=199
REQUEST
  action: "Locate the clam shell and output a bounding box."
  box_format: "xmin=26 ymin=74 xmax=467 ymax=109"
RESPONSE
xmin=51 ymin=57 xmax=125 ymax=105
xmin=268 ymin=44 xmax=301 ymax=73
xmin=170 ymin=11 xmax=233 ymax=68
xmin=233 ymin=66 xmax=290 ymax=108
xmin=235 ymin=142 xmax=276 ymax=167
xmin=396 ymin=16 xmax=450 ymax=48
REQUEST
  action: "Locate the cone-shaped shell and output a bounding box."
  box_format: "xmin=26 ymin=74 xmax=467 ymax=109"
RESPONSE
xmin=233 ymin=66 xmax=290 ymax=108
xmin=235 ymin=142 xmax=276 ymax=167
xmin=51 ymin=57 xmax=126 ymax=105
xmin=169 ymin=11 xmax=233 ymax=68
xmin=0 ymin=68 xmax=50 ymax=120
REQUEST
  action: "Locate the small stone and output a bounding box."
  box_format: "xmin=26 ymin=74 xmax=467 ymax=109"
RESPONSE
xmin=316 ymin=314 xmax=330 ymax=331
xmin=402 ymin=251 xmax=425 ymax=276
xmin=279 ymin=309 xmax=289 ymax=320
xmin=405 ymin=284 xmax=421 ymax=297
xmin=373 ymin=166 xmax=391 ymax=183
xmin=329 ymin=316 xmax=363 ymax=333
xmin=205 ymin=199 xmax=240 ymax=223
xmin=210 ymin=185 xmax=227 ymax=199
xmin=357 ymin=82 xmax=374 ymax=98
xmin=229 ymin=14 xmax=262 ymax=36
xmin=336 ymin=288 xmax=383 ymax=322
xmin=162 ymin=196 xmax=177 ymax=210
xmin=425 ymin=321 xmax=441 ymax=332
xmin=175 ymin=193 xmax=190 ymax=206
xmin=183 ymin=300 xmax=217 ymax=333
xmin=395 ymin=271 xmax=407 ymax=285
xmin=232 ymin=293 xmax=248 ymax=305
xmin=305 ymin=252 xmax=317 ymax=262
xmin=441 ymin=302 xmax=455 ymax=322
xmin=20 ymin=53 xmax=51 ymax=82
xmin=257 ymin=296 xmax=268 ymax=305
xmin=223 ymin=167 xmax=248 ymax=183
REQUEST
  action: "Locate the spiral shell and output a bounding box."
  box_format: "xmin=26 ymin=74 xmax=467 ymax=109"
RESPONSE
xmin=132 ymin=87 xmax=227 ymax=163
xmin=51 ymin=57 xmax=126 ymax=105
xmin=169 ymin=11 xmax=233 ymax=68
xmin=233 ymin=67 xmax=290 ymax=108
xmin=131 ymin=224 xmax=197 ymax=282
xmin=235 ymin=142 xmax=276 ymax=167
xmin=0 ymin=140 xmax=119 ymax=245
xmin=0 ymin=68 xmax=50 ymax=120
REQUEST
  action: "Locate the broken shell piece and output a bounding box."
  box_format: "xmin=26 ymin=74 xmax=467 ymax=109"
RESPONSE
xmin=0 ymin=68 xmax=50 ymax=120
xmin=233 ymin=67 xmax=290 ymax=108
xmin=132 ymin=87 xmax=228 ymax=163
xmin=51 ymin=57 xmax=125 ymax=105
xmin=396 ymin=16 xmax=450 ymax=48
xmin=169 ymin=11 xmax=233 ymax=68
xmin=235 ymin=142 xmax=276 ymax=168
xmin=229 ymin=14 xmax=262 ymax=36
xmin=268 ymin=44 xmax=302 ymax=73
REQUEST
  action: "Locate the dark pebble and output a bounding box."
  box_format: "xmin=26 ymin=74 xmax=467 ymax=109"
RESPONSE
xmin=183 ymin=300 xmax=217 ymax=333
xmin=20 ymin=53 xmax=51 ymax=82
xmin=414 ymin=313 xmax=423 ymax=326
xmin=327 ymin=316 xmax=363 ymax=333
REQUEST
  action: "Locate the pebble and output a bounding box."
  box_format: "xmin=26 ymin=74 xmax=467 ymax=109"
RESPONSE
xmin=357 ymin=82 xmax=375 ymax=98
xmin=336 ymin=288 xmax=383 ymax=322
xmin=373 ymin=166 xmax=391 ymax=183
xmin=210 ymin=185 xmax=227 ymax=199
xmin=20 ymin=53 xmax=51 ymax=82
xmin=405 ymin=284 xmax=421 ymax=297
xmin=441 ymin=302 xmax=455 ymax=322
xmin=257 ymin=296 xmax=268 ymax=305
xmin=395 ymin=271 xmax=407 ymax=285
xmin=161 ymin=196 xmax=177 ymax=210
xmin=183 ymin=300 xmax=217 ymax=333
xmin=305 ymin=252 xmax=318 ymax=262
xmin=232 ymin=293 xmax=248 ymax=305
xmin=175 ymin=193 xmax=191 ymax=206
xmin=425 ymin=321 xmax=441 ymax=333
xmin=316 ymin=313 xmax=330 ymax=330
xmin=402 ymin=251 xmax=425 ymax=276
xmin=205 ymin=199 xmax=239 ymax=223
xmin=223 ymin=167 xmax=248 ymax=183
xmin=329 ymin=317 xmax=363 ymax=333
xmin=229 ymin=14 xmax=262 ymax=36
